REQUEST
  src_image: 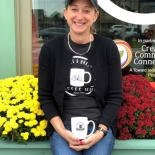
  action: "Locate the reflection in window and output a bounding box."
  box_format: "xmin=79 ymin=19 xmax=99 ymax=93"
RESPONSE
xmin=111 ymin=0 xmax=138 ymax=12
xmin=140 ymin=1 xmax=155 ymax=13
xmin=32 ymin=0 xmax=155 ymax=80
xmin=32 ymin=0 xmax=67 ymax=77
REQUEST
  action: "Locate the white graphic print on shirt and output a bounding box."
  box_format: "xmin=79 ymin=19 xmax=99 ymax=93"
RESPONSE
xmin=70 ymin=68 xmax=91 ymax=87
xmin=65 ymin=56 xmax=95 ymax=96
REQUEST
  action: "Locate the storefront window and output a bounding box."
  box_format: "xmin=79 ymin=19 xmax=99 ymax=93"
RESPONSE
xmin=32 ymin=0 xmax=155 ymax=81
xmin=32 ymin=0 xmax=67 ymax=77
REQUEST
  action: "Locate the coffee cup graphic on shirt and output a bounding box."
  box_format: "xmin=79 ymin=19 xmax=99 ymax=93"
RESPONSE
xmin=70 ymin=68 xmax=91 ymax=87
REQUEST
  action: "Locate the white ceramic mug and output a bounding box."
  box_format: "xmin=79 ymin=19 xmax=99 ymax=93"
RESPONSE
xmin=71 ymin=117 xmax=95 ymax=140
xmin=70 ymin=68 xmax=91 ymax=87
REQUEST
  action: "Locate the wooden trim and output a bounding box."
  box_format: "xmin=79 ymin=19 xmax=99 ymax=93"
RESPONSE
xmin=14 ymin=0 xmax=32 ymax=75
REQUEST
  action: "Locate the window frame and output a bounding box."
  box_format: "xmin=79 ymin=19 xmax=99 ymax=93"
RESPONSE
xmin=15 ymin=0 xmax=32 ymax=75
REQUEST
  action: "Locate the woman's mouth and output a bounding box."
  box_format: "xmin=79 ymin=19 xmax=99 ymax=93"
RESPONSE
xmin=74 ymin=22 xmax=85 ymax=26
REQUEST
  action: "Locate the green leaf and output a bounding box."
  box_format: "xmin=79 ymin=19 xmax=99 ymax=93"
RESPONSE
xmin=119 ymin=50 xmax=124 ymax=58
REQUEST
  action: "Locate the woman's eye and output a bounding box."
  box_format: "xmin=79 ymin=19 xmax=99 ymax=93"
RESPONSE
xmin=72 ymin=9 xmax=77 ymax=11
xmin=84 ymin=10 xmax=90 ymax=13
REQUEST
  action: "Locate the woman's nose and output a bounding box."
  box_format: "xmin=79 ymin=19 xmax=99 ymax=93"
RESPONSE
xmin=76 ymin=11 xmax=84 ymax=20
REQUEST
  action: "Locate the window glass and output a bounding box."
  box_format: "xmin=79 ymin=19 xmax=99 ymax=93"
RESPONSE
xmin=32 ymin=0 xmax=155 ymax=82
xmin=126 ymin=28 xmax=132 ymax=31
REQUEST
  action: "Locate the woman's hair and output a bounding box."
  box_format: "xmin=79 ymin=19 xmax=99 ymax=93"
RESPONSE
xmin=90 ymin=25 xmax=96 ymax=34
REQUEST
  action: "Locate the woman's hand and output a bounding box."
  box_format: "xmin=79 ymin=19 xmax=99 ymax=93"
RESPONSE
xmin=61 ymin=129 xmax=82 ymax=146
xmin=69 ymin=130 xmax=104 ymax=151
xmin=50 ymin=116 xmax=80 ymax=146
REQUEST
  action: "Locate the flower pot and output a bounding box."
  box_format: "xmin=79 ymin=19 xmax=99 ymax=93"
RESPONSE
xmin=0 ymin=139 xmax=155 ymax=155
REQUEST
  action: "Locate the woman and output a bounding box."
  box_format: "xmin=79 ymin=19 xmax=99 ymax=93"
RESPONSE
xmin=38 ymin=0 xmax=123 ymax=155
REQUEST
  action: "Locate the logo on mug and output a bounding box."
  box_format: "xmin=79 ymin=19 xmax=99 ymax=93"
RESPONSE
xmin=76 ymin=122 xmax=85 ymax=132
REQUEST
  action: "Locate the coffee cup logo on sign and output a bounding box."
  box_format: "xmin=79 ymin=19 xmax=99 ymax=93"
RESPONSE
xmin=98 ymin=0 xmax=155 ymax=24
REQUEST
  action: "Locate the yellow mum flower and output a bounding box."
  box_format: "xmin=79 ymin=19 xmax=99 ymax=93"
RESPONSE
xmin=24 ymin=113 xmax=31 ymax=120
xmin=28 ymin=88 xmax=33 ymax=92
xmin=31 ymin=128 xmax=37 ymax=133
xmin=2 ymin=99 xmax=10 ymax=105
xmin=6 ymin=111 xmax=14 ymax=118
xmin=2 ymin=131 xmax=8 ymax=135
xmin=0 ymin=75 xmax=47 ymax=143
xmin=26 ymin=121 xmax=34 ymax=127
xmin=32 ymin=108 xmax=38 ymax=114
xmin=18 ymin=119 xmax=23 ymax=124
xmin=2 ymin=105 xmax=10 ymax=112
xmin=5 ymin=126 xmax=12 ymax=132
xmin=21 ymin=132 xmax=29 ymax=140
xmin=33 ymin=96 xmax=38 ymax=101
xmin=11 ymin=116 xmax=18 ymax=121
xmin=3 ymin=121 xmax=10 ymax=127
xmin=33 ymin=130 xmax=40 ymax=137
xmin=0 ymin=117 xmax=7 ymax=127
xmin=23 ymin=133 xmax=29 ymax=140
xmin=36 ymin=126 xmax=42 ymax=131
xmin=40 ymin=130 xmax=46 ymax=136
xmin=17 ymin=112 xmax=25 ymax=118
xmin=33 ymin=91 xmax=38 ymax=97
xmin=9 ymin=120 xmax=18 ymax=129
xmin=24 ymin=121 xmax=29 ymax=126
xmin=37 ymin=110 xmax=44 ymax=116
xmin=29 ymin=113 xmax=36 ymax=120
xmin=32 ymin=120 xmax=38 ymax=125
xmin=39 ymin=120 xmax=47 ymax=129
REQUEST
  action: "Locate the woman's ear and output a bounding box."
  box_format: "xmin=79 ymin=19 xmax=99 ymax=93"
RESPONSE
xmin=63 ymin=8 xmax=68 ymax=20
xmin=93 ymin=11 xmax=99 ymax=22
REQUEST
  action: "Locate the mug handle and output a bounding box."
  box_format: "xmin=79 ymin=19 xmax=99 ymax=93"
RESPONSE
xmin=84 ymin=72 xmax=91 ymax=84
xmin=87 ymin=120 xmax=95 ymax=137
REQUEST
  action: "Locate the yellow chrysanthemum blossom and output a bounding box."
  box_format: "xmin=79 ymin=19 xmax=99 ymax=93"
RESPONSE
xmin=18 ymin=119 xmax=23 ymax=124
xmin=5 ymin=126 xmax=12 ymax=132
xmin=29 ymin=113 xmax=36 ymax=120
xmin=33 ymin=130 xmax=40 ymax=137
xmin=39 ymin=120 xmax=47 ymax=129
xmin=17 ymin=112 xmax=25 ymax=118
xmin=0 ymin=117 xmax=7 ymax=127
xmin=40 ymin=130 xmax=46 ymax=136
xmin=10 ymin=122 xmax=18 ymax=129
xmin=21 ymin=132 xmax=29 ymax=140
xmin=2 ymin=131 xmax=8 ymax=135
xmin=0 ymin=75 xmax=47 ymax=143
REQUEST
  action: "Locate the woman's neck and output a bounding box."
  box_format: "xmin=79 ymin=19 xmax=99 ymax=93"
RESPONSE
xmin=69 ymin=31 xmax=92 ymax=44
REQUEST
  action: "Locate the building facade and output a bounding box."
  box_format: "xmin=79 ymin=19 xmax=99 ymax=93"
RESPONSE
xmin=0 ymin=0 xmax=155 ymax=80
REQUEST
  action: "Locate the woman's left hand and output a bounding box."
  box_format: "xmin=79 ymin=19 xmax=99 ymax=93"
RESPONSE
xmin=69 ymin=130 xmax=104 ymax=151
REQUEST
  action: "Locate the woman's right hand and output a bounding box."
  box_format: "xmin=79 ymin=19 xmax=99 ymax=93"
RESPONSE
xmin=50 ymin=116 xmax=80 ymax=146
xmin=61 ymin=129 xmax=80 ymax=146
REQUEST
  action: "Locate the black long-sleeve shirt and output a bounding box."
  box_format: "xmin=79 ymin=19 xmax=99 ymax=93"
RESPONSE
xmin=38 ymin=34 xmax=123 ymax=137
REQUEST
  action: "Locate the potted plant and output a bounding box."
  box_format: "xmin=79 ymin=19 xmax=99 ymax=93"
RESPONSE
xmin=114 ymin=74 xmax=155 ymax=155
xmin=117 ymin=74 xmax=155 ymax=139
xmin=0 ymin=74 xmax=155 ymax=155
xmin=0 ymin=75 xmax=48 ymax=144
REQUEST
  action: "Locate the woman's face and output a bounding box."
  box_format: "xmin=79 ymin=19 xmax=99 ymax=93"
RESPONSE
xmin=64 ymin=0 xmax=98 ymax=35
